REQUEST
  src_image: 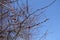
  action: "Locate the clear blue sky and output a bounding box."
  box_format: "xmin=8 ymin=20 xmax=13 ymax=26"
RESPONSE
xmin=44 ymin=0 xmax=60 ymax=40
xmin=27 ymin=0 xmax=60 ymax=40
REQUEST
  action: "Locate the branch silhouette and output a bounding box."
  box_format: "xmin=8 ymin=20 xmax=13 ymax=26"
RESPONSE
xmin=0 ymin=0 xmax=56 ymax=40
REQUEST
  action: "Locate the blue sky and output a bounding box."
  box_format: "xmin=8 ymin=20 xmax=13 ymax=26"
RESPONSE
xmin=44 ymin=0 xmax=60 ymax=40
xmin=1 ymin=0 xmax=59 ymax=40
xmin=27 ymin=0 xmax=60 ymax=40
xmin=16 ymin=0 xmax=60 ymax=40
xmin=4 ymin=0 xmax=60 ymax=40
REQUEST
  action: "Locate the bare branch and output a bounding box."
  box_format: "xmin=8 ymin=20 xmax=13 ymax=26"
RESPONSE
xmin=39 ymin=30 xmax=48 ymax=40
xmin=21 ymin=0 xmax=56 ymax=24
xmin=0 ymin=0 xmax=56 ymax=40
